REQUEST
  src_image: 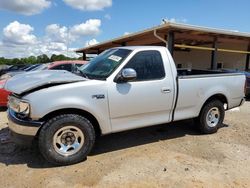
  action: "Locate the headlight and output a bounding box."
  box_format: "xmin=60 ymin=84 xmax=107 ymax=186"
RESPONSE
xmin=8 ymin=96 xmax=30 ymax=116
xmin=19 ymin=101 xmax=30 ymax=115
xmin=0 ymin=74 xmax=11 ymax=80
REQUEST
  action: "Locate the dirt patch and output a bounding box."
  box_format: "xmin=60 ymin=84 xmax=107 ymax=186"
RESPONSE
xmin=0 ymin=103 xmax=249 ymax=187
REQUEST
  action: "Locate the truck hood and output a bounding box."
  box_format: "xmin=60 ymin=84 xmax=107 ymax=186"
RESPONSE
xmin=4 ymin=70 xmax=86 ymax=95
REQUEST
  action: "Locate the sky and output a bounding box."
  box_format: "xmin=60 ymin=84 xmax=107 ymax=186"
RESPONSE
xmin=0 ymin=0 xmax=250 ymax=58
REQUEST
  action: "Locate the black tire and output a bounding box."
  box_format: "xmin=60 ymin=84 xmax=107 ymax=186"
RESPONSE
xmin=196 ymin=100 xmax=225 ymax=134
xmin=38 ymin=114 xmax=95 ymax=165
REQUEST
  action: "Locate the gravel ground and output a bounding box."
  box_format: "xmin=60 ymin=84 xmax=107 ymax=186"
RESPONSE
xmin=0 ymin=102 xmax=249 ymax=188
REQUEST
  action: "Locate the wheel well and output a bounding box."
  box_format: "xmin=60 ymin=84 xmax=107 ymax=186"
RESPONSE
xmin=39 ymin=108 xmax=101 ymax=136
xmin=202 ymin=94 xmax=228 ymax=111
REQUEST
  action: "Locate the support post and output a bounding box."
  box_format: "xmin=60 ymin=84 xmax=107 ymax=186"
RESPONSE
xmin=82 ymin=52 xmax=86 ymax=60
xmin=245 ymin=42 xmax=250 ymax=71
xmin=167 ymin=31 xmax=175 ymax=56
xmin=211 ymin=37 xmax=218 ymax=70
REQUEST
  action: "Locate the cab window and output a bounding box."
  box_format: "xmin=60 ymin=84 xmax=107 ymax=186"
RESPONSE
xmin=124 ymin=50 xmax=165 ymax=81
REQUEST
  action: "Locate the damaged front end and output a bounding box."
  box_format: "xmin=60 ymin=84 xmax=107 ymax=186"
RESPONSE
xmin=4 ymin=70 xmax=86 ymax=96
xmin=4 ymin=70 xmax=87 ymax=146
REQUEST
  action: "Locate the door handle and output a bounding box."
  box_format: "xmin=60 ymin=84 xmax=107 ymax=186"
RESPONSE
xmin=161 ymin=87 xmax=171 ymax=93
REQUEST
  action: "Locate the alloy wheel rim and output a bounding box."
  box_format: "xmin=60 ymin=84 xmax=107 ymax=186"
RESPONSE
xmin=206 ymin=107 xmax=220 ymax=127
xmin=53 ymin=126 xmax=84 ymax=156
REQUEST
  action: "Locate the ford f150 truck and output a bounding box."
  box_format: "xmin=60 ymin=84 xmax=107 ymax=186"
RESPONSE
xmin=5 ymin=46 xmax=246 ymax=165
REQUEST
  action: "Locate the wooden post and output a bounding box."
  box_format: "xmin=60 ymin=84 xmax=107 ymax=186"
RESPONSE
xmin=211 ymin=37 xmax=218 ymax=70
xmin=245 ymin=42 xmax=250 ymax=71
xmin=82 ymin=52 xmax=86 ymax=60
xmin=167 ymin=31 xmax=174 ymax=55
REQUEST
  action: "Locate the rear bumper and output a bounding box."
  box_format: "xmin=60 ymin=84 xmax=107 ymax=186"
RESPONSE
xmin=7 ymin=109 xmax=43 ymax=146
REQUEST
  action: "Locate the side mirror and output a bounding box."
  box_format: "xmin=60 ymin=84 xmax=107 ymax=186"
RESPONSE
xmin=115 ymin=68 xmax=137 ymax=83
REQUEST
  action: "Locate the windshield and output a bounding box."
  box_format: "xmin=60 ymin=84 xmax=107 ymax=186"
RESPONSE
xmin=78 ymin=49 xmax=131 ymax=80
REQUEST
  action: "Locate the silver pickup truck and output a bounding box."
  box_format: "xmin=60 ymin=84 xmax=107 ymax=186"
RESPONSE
xmin=5 ymin=46 xmax=246 ymax=165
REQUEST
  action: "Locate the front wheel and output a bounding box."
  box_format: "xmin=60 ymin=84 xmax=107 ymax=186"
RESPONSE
xmin=196 ymin=100 xmax=225 ymax=134
xmin=39 ymin=114 xmax=95 ymax=165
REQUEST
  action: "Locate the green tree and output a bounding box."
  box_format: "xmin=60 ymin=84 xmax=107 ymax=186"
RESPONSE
xmin=50 ymin=54 xmax=58 ymax=62
xmin=0 ymin=53 xmax=79 ymax=65
xmin=50 ymin=54 xmax=77 ymax=62
xmin=11 ymin=58 xmax=22 ymax=65
xmin=26 ymin=56 xmax=37 ymax=64
xmin=0 ymin=57 xmax=5 ymax=65
xmin=37 ymin=54 xmax=50 ymax=64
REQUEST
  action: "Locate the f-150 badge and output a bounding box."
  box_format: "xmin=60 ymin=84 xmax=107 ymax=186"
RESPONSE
xmin=92 ymin=94 xmax=105 ymax=99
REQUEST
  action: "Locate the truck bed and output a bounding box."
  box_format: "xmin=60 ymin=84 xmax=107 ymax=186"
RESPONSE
xmin=173 ymin=70 xmax=245 ymax=122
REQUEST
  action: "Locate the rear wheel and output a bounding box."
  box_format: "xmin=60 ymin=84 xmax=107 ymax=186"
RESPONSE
xmin=196 ymin=100 xmax=225 ymax=134
xmin=39 ymin=114 xmax=95 ymax=165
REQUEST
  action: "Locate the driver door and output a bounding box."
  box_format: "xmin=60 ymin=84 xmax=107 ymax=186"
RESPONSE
xmin=108 ymin=50 xmax=174 ymax=132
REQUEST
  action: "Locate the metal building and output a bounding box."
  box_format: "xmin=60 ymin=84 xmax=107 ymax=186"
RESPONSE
xmin=76 ymin=22 xmax=250 ymax=71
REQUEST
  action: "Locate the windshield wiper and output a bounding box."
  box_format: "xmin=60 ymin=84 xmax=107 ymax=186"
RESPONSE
xmin=80 ymin=70 xmax=89 ymax=79
xmin=76 ymin=67 xmax=89 ymax=79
